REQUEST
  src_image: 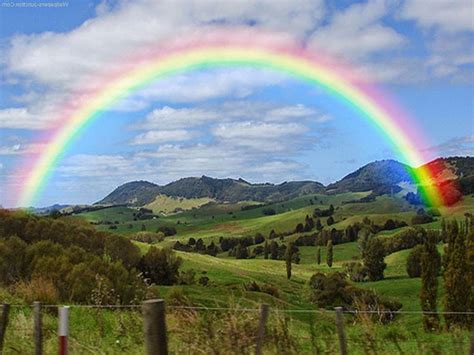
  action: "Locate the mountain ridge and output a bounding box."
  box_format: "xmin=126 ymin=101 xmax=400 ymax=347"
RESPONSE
xmin=95 ymin=156 xmax=473 ymax=207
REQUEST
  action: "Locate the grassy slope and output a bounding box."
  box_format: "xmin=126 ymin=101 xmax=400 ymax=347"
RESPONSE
xmin=4 ymin=194 xmax=473 ymax=353
xmin=144 ymin=194 xmax=213 ymax=214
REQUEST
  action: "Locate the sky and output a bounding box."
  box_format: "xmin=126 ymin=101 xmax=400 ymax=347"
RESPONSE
xmin=0 ymin=0 xmax=473 ymax=207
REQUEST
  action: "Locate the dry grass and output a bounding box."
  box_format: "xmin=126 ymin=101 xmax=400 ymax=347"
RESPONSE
xmin=13 ymin=276 xmax=59 ymax=304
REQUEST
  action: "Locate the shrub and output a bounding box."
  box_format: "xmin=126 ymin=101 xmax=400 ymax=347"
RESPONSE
xmin=198 ymin=276 xmax=210 ymax=286
xmin=309 ymin=272 xmax=401 ymax=322
xmin=157 ymin=226 xmax=177 ymax=236
xmin=130 ymin=231 xmax=165 ymax=244
xmin=262 ymin=208 xmax=276 ymax=216
xmin=343 ymin=262 xmax=369 ymax=282
xmin=13 ymin=276 xmax=59 ymax=304
xmin=139 ymin=247 xmax=182 ymax=285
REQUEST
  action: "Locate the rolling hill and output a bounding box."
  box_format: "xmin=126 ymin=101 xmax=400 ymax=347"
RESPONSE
xmin=95 ymin=156 xmax=473 ymax=209
xmin=97 ymin=176 xmax=325 ymax=206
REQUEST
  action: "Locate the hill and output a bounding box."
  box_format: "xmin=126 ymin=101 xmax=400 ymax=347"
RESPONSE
xmin=326 ymin=159 xmax=412 ymax=194
xmin=97 ymin=176 xmax=324 ymax=206
xmin=98 ymin=180 xmax=161 ymax=206
xmin=420 ymin=156 xmax=474 ymax=183
xmin=95 ymin=156 xmax=473 ymax=209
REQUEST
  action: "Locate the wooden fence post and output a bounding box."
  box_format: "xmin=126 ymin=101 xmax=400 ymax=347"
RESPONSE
xmin=58 ymin=306 xmax=69 ymax=355
xmin=34 ymin=302 xmax=42 ymax=355
xmin=335 ymin=307 xmax=348 ymax=355
xmin=142 ymin=299 xmax=168 ymax=355
xmin=255 ymin=304 xmax=270 ymax=355
xmin=0 ymin=304 xmax=10 ymax=355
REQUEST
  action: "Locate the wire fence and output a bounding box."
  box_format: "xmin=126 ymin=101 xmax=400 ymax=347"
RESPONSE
xmin=5 ymin=303 xmax=474 ymax=314
xmin=1 ymin=302 xmax=473 ymax=354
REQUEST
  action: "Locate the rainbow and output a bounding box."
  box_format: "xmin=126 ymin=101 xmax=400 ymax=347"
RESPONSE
xmin=14 ymin=30 xmax=444 ymax=207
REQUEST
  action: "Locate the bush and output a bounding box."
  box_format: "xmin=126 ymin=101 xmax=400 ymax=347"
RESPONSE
xmin=309 ymin=272 xmax=401 ymax=322
xmin=13 ymin=276 xmax=59 ymax=304
xmin=343 ymin=262 xmax=369 ymax=282
xmin=157 ymin=226 xmax=177 ymax=236
xmin=139 ymin=247 xmax=182 ymax=285
xmin=130 ymin=231 xmax=165 ymax=244
xmin=262 ymin=208 xmax=276 ymax=216
xmin=406 ymin=245 xmax=424 ymax=278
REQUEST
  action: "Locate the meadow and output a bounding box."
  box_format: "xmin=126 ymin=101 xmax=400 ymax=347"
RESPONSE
xmin=1 ymin=194 xmax=473 ymax=354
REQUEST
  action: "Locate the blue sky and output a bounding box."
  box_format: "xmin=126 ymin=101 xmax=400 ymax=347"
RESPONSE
xmin=0 ymin=0 xmax=473 ymax=207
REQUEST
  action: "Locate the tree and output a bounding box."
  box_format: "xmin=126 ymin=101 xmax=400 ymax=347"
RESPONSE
xmin=285 ymin=242 xmax=294 ymax=279
xmin=315 ymin=219 xmax=323 ymax=231
xmin=406 ymin=245 xmax=424 ymax=278
xmin=467 ymin=222 xmax=474 ymax=326
xmin=327 ymin=216 xmax=335 ymax=226
xmin=254 ymin=233 xmax=265 ymax=244
xmin=316 ymin=247 xmax=321 ymax=265
xmin=420 ymin=231 xmax=441 ymax=331
xmin=444 ymin=220 xmax=470 ymax=329
xmin=295 ymin=223 xmax=305 ymax=233
xmin=140 ymin=247 xmax=182 ymax=285
xmin=326 ymin=240 xmax=333 ymax=268
xmin=235 ymin=244 xmax=249 ymax=259
xmin=269 ymin=229 xmax=277 ymax=239
xmin=263 ymin=240 xmax=269 ymax=260
xmin=304 ymin=215 xmax=315 ymax=232
xmin=328 ymin=204 xmax=334 ymax=215
xmin=364 ymin=238 xmax=386 ymax=281
xmin=270 ymin=241 xmax=279 ymax=259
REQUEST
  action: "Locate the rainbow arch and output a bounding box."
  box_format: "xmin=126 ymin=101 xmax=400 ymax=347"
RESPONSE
xmin=15 ymin=31 xmax=443 ymax=207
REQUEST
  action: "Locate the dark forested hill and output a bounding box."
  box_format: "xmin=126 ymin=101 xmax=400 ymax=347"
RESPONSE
xmin=97 ymin=176 xmax=324 ymax=205
xmin=96 ymin=157 xmax=473 ymax=207
xmin=325 ymin=160 xmax=412 ymax=194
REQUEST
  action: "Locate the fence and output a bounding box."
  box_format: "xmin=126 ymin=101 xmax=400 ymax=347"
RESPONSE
xmin=0 ymin=301 xmax=473 ymax=354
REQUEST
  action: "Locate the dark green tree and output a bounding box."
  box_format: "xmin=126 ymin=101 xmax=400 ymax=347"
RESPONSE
xmin=316 ymin=218 xmax=323 ymax=231
xmin=327 ymin=216 xmax=335 ymax=226
xmin=285 ymin=242 xmax=294 ymax=279
xmin=363 ymin=238 xmax=386 ymax=281
xmin=406 ymin=245 xmax=424 ymax=278
xmin=326 ymin=240 xmax=333 ymax=268
xmin=316 ymin=247 xmax=321 ymax=265
xmin=263 ymin=240 xmax=269 ymax=260
xmin=420 ymin=231 xmax=441 ymax=331
xmin=444 ymin=220 xmax=470 ymax=329
xmin=140 ymin=247 xmax=182 ymax=285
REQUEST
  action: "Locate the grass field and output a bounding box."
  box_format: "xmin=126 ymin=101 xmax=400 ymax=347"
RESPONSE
xmin=19 ymin=192 xmax=467 ymax=353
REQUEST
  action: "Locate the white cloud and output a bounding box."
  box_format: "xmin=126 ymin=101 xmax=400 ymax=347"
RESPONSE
xmin=423 ymin=135 xmax=474 ymax=156
xmin=216 ymin=120 xmax=303 ymax=137
xmin=401 ymin=0 xmax=474 ymax=33
xmin=134 ymin=106 xmax=221 ymax=130
xmin=129 ymin=129 xmax=195 ymax=145
xmin=308 ymin=0 xmax=406 ymax=61
xmin=133 ymin=101 xmax=322 ymax=130
xmin=0 ymin=108 xmax=49 ymax=130
xmin=0 ymin=143 xmax=45 ymax=155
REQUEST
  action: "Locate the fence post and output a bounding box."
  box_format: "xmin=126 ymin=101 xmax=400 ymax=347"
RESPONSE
xmin=0 ymin=304 xmax=10 ymax=355
xmin=142 ymin=299 xmax=168 ymax=355
xmin=58 ymin=306 xmax=69 ymax=355
xmin=255 ymin=304 xmax=270 ymax=355
xmin=335 ymin=307 xmax=348 ymax=355
xmin=34 ymin=302 xmax=42 ymax=355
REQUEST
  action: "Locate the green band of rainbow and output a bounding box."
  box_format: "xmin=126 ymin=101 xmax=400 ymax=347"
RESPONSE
xmin=15 ymin=38 xmax=443 ymax=207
